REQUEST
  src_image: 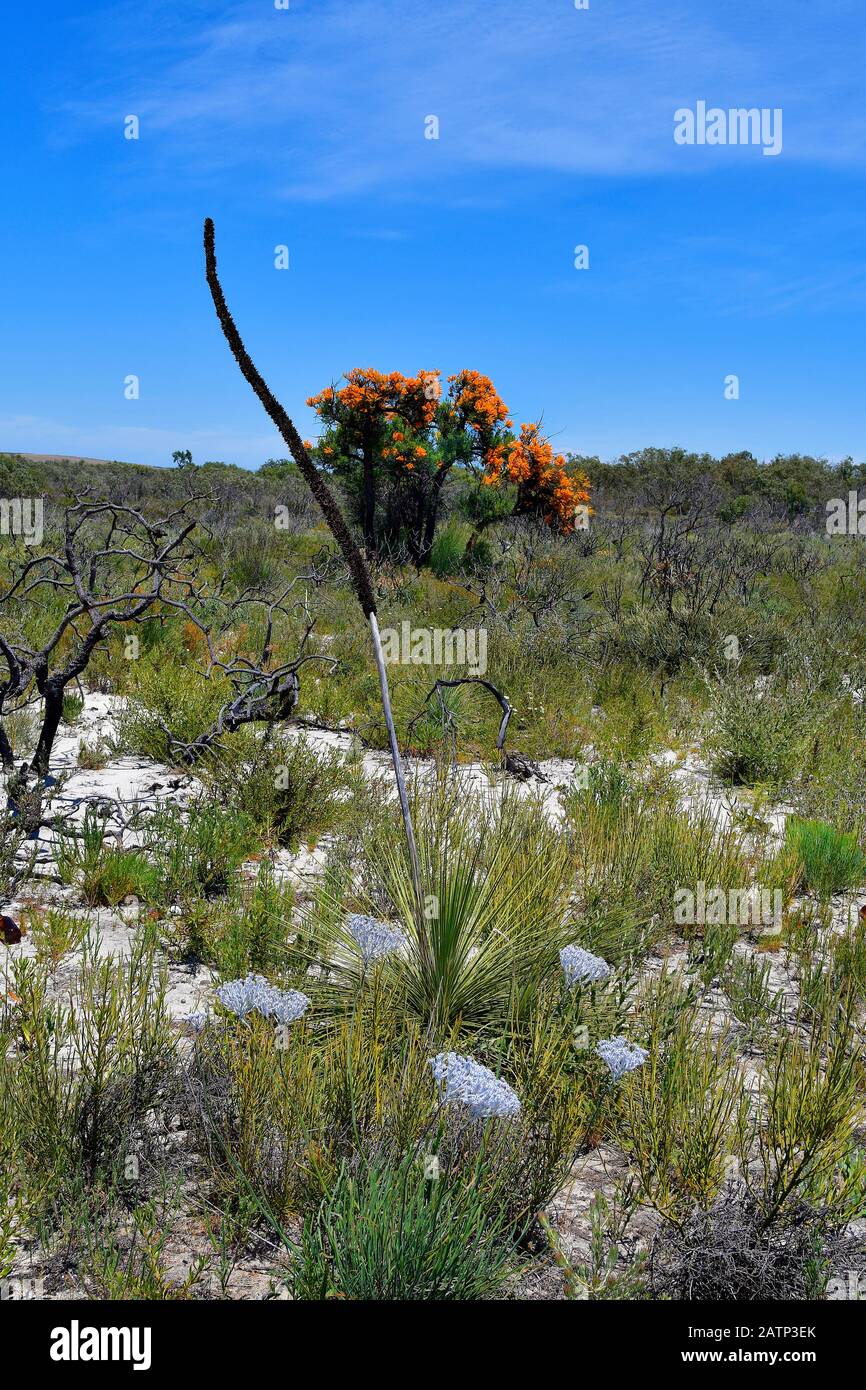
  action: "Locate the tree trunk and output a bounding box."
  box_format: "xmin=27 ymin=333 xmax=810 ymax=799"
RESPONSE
xmin=362 ymin=439 xmax=377 ymax=553
xmin=32 ymin=685 xmax=64 ymax=778
xmin=421 ymin=464 xmax=451 ymax=561
xmin=0 ymin=721 xmax=13 ymax=771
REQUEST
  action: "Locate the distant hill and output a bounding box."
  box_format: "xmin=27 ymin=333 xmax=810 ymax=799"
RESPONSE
xmin=10 ymin=452 xmax=139 ymax=467
xmin=0 ymin=452 xmax=318 ymax=528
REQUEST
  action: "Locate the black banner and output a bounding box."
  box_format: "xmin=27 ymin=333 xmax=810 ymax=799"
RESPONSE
xmin=6 ymin=1299 xmax=858 ymax=1376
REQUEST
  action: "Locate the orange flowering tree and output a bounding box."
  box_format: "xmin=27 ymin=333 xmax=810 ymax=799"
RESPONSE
xmin=306 ymin=366 xmax=588 ymax=561
xmin=391 ymin=369 xmax=514 ymax=562
xmin=306 ymin=368 xmax=438 ymax=555
xmin=482 ymin=423 xmax=591 ymax=534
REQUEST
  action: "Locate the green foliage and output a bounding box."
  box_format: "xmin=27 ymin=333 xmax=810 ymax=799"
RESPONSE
xmin=24 ymin=905 xmax=90 ymax=969
xmin=687 ymin=919 xmax=739 ymax=990
xmin=368 ymin=798 xmax=576 ymax=1031
xmin=722 ymin=953 xmax=784 ymax=1047
xmin=198 ymin=731 xmax=362 ymax=849
xmin=293 ymin=1150 xmax=519 ymax=1301
xmin=178 ymin=862 xmax=295 ymax=976
xmin=55 ymin=808 xmax=160 ymax=906
xmin=782 ymin=817 xmax=866 ymax=898
xmin=540 ymin=1188 xmax=648 ymax=1300
xmin=616 ymin=994 xmax=748 ymax=1219
xmin=120 ymin=659 xmax=233 ymax=764
xmin=564 ymin=772 xmax=752 ymax=957
xmin=143 ymin=800 xmax=257 ymax=903
xmin=223 ymin=520 xmax=287 ymax=591
xmin=61 ymin=691 xmax=84 ymax=724
xmin=706 ymin=675 xmax=816 ymax=787
xmin=80 ymin=1197 xmax=206 ymax=1300
xmin=757 ymin=1011 xmax=864 ymax=1222
xmin=429 ymin=520 xmax=470 ymax=577
xmin=832 ymin=915 xmax=866 ymax=1009
xmin=456 ymin=477 xmax=518 ymax=533
xmin=76 ymin=737 xmax=112 ymax=769
xmin=1 ymin=939 xmax=176 ymax=1224
xmin=0 ymin=706 xmax=38 ymax=759
xmin=397 ymin=861 xmax=547 ymax=1027
xmin=54 ymin=799 xmax=256 ymax=909
xmin=0 ymin=804 xmax=33 ymax=898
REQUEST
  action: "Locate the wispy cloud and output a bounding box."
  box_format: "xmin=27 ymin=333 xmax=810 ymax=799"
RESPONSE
xmin=55 ymin=0 xmax=866 ymax=201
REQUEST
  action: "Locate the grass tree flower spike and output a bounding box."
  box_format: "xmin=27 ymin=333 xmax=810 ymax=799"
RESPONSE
xmin=202 ymin=218 xmax=422 ymax=915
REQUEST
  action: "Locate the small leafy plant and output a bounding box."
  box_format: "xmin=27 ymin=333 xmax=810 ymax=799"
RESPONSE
xmin=292 ymin=1151 xmax=519 ymax=1301
xmin=783 ymin=817 xmax=866 ymax=898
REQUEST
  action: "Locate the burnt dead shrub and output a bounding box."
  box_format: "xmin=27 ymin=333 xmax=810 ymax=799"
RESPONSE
xmin=649 ymin=1190 xmax=846 ymax=1301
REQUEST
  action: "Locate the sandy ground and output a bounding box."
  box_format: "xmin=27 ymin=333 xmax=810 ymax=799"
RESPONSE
xmin=4 ymin=692 xmax=862 ymax=1052
xmin=3 ymin=693 xmax=865 ymax=1299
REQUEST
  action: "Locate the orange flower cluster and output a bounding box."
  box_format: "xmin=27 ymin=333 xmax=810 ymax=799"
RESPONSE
xmin=307 ymin=367 xmax=440 ymax=432
xmin=382 ymin=437 xmax=427 ymax=470
xmin=483 ymin=423 xmax=591 ymax=533
xmin=447 ymin=370 xmax=510 ymax=434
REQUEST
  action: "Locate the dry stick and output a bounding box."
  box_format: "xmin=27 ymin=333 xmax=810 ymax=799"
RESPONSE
xmin=405 ymin=675 xmax=514 ymax=768
xmin=202 ymin=218 xmax=422 ymax=910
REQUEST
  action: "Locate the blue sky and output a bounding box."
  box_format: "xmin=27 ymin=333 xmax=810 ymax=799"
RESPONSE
xmin=2 ymin=0 xmax=865 ymax=469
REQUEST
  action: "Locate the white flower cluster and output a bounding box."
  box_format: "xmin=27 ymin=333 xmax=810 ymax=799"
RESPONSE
xmin=216 ymin=973 xmax=310 ymax=1024
xmin=267 ymin=987 xmax=312 ymax=1025
xmin=430 ymin=1051 xmax=521 ymax=1120
xmin=596 ymin=1036 xmax=648 ymax=1081
xmin=560 ymin=944 xmax=611 ymax=987
xmin=182 ymin=1012 xmax=208 ymax=1035
xmin=347 ymin=912 xmax=407 ymax=963
xmin=753 ymin=675 xmax=772 ymax=701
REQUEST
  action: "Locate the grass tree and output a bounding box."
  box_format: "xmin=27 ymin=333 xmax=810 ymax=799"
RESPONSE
xmin=202 ymin=218 xmax=422 ymax=907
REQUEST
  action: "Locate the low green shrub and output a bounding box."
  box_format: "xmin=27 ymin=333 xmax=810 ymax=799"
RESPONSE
xmin=292 ymin=1150 xmax=519 ymax=1301
xmin=564 ymin=779 xmax=752 ymax=954
xmin=723 ymin=953 xmax=784 ymax=1047
xmin=706 ymin=676 xmax=815 ymax=787
xmin=24 ymin=905 xmax=90 ymax=968
xmin=783 ymin=817 xmax=866 ymax=898
xmin=1 ymin=940 xmax=176 ymax=1224
xmin=199 ymin=731 xmax=361 ymax=849
xmin=61 ymin=691 xmax=84 ymax=724
xmin=143 ymin=800 xmax=257 ymax=902
xmin=429 ymin=520 xmax=470 ymax=578
xmin=120 ymin=660 xmax=233 ymax=764
xmin=179 ymin=862 xmax=295 ymax=975
xmin=616 ymin=1002 xmax=748 ymax=1219
xmin=55 ymin=808 xmax=160 ymax=906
